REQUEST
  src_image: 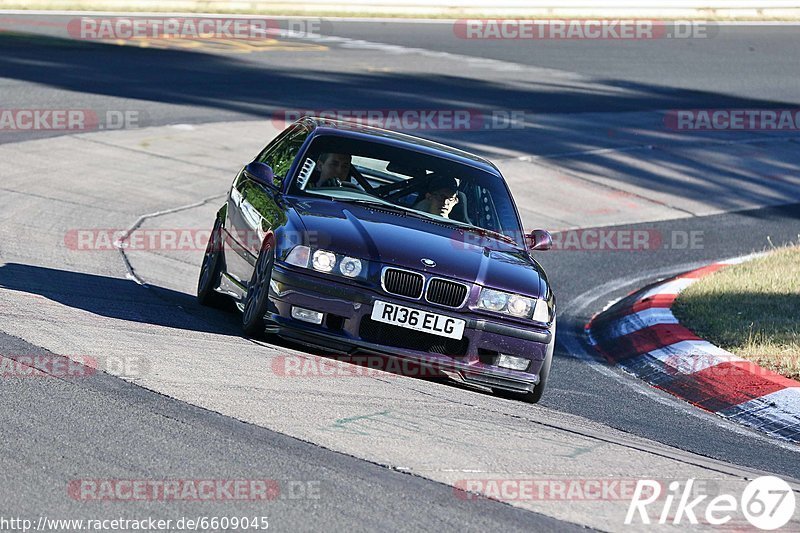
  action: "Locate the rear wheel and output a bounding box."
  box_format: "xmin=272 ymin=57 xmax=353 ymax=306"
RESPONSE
xmin=242 ymin=242 xmax=275 ymax=337
xmin=197 ymin=218 xmax=228 ymax=308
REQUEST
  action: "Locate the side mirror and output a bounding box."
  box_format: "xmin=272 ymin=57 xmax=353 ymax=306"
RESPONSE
xmin=526 ymin=229 xmax=552 ymax=251
xmin=244 ymin=162 xmax=278 ymax=191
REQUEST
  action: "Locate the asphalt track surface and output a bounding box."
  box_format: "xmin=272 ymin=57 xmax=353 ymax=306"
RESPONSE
xmin=1 ymin=15 xmax=800 ymax=531
xmin=2 ymin=18 xmax=800 ymax=141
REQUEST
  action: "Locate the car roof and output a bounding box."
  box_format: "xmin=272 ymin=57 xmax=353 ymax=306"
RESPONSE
xmin=298 ymin=116 xmax=502 ymax=177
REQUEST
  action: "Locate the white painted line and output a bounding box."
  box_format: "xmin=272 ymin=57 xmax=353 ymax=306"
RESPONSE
xmin=726 ymin=387 xmax=800 ymax=419
xmin=636 ymin=277 xmax=697 ymax=299
xmin=721 ymin=388 xmax=800 ymax=442
xmin=603 ymin=307 xmax=679 ymax=339
xmin=718 ymin=251 xmax=769 ymax=265
xmin=648 ymin=340 xmax=743 ymax=374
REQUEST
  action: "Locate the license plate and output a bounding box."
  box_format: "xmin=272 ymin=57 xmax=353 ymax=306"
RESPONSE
xmin=370 ymin=300 xmax=465 ymax=340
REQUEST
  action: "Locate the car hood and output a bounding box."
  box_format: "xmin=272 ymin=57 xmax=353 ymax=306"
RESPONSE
xmin=290 ymin=198 xmax=545 ymax=298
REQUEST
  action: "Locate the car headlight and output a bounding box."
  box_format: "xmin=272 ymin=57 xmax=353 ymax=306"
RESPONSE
xmin=284 ymin=246 xmax=367 ymax=279
xmin=507 ymin=294 xmax=534 ymax=318
xmin=339 ymin=256 xmax=362 ymax=277
xmin=285 ymin=245 xmax=310 ymax=268
xmin=312 ymin=250 xmax=337 ymax=272
xmin=478 ymin=287 xmax=545 ymax=321
xmin=479 ymin=288 xmax=508 ymax=311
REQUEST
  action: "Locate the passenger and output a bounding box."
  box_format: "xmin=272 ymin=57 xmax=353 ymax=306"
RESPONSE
xmin=310 ymin=152 xmax=351 ymax=188
xmin=413 ymin=175 xmax=460 ymax=218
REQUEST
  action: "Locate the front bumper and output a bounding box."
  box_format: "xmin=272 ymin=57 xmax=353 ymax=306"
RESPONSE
xmin=267 ymin=264 xmax=553 ymax=393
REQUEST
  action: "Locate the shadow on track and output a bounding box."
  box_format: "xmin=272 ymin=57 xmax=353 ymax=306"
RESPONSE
xmin=3 ymin=32 xmax=800 ymax=211
xmin=3 ymin=32 xmax=793 ymax=119
xmin=0 ymin=262 xmax=497 ymax=397
xmin=0 ymin=262 xmax=241 ymax=335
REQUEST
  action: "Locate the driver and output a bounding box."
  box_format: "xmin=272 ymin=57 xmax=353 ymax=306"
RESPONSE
xmin=413 ymin=175 xmax=460 ymax=218
xmin=310 ymin=152 xmax=352 ymax=188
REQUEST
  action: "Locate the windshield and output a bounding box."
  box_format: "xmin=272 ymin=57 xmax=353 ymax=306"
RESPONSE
xmin=289 ymin=135 xmax=524 ymax=244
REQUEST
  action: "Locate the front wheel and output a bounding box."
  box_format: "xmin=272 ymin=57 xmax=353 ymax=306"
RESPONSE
xmin=197 ymin=218 xmax=228 ymax=308
xmin=242 ymin=242 xmax=275 ymax=337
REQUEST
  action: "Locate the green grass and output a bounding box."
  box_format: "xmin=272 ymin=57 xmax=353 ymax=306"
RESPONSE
xmin=672 ymin=246 xmax=800 ymax=380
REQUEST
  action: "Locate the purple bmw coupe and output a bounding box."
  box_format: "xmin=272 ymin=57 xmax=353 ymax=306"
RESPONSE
xmin=198 ymin=117 xmax=556 ymax=402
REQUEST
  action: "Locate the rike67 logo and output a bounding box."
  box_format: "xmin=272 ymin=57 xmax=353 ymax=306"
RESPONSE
xmin=626 ymin=476 xmax=796 ymax=530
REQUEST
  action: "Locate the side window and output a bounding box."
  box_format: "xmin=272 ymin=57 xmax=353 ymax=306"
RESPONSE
xmin=257 ymin=126 xmax=309 ymax=187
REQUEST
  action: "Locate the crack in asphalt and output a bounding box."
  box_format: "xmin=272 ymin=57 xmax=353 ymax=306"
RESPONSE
xmin=114 ymin=193 xmax=227 ymax=285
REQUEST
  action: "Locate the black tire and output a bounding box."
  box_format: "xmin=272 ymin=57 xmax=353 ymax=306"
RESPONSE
xmin=197 ymin=218 xmax=228 ymax=308
xmin=527 ymin=343 xmax=552 ymax=403
xmin=242 ymin=241 xmax=275 ymax=337
xmin=493 ymin=319 xmax=555 ymax=404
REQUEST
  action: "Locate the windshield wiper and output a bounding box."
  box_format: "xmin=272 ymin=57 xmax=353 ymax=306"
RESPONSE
xmin=344 ymin=198 xmax=403 ymax=210
xmin=443 ymin=219 xmax=518 ymax=245
xmin=341 ymin=198 xmax=430 ymax=219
